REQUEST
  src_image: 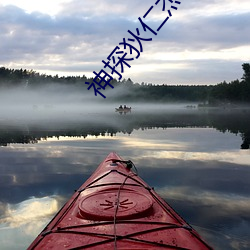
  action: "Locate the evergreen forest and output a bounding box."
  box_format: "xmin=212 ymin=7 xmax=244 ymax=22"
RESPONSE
xmin=0 ymin=63 xmax=249 ymax=104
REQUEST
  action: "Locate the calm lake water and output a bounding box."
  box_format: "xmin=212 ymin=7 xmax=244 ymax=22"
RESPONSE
xmin=0 ymin=104 xmax=250 ymax=249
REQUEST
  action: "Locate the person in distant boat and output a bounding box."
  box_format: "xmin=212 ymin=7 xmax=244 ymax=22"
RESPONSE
xmin=124 ymin=105 xmax=127 ymax=109
xmin=119 ymin=105 xmax=122 ymax=109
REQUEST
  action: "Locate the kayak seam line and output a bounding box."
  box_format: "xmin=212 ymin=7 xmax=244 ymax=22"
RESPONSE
xmin=80 ymin=182 xmax=142 ymax=190
xmin=39 ymin=170 xmax=147 ymax=241
xmin=40 ymin=191 xmax=82 ymax=238
xmin=28 ymin=155 xmax=213 ymax=250
xmin=82 ymin=170 xmax=114 ymax=189
xmin=147 ymin=190 xmax=213 ymax=249
xmin=54 ymin=225 xmax=191 ymax=235
xmin=148 ymin=189 xmax=186 ymax=225
xmin=78 ymin=169 xmax=151 ymax=193
xmin=55 ymin=225 xmax=191 ymax=250
xmin=56 ymin=220 xmax=182 ymax=230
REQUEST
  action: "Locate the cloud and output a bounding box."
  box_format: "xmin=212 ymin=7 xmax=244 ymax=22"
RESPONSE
xmin=166 ymin=13 xmax=250 ymax=50
xmin=58 ymin=0 xmax=154 ymax=18
xmin=0 ymin=0 xmax=249 ymax=84
xmin=0 ymin=196 xmax=62 ymax=249
xmin=157 ymin=186 xmax=250 ymax=216
xmin=0 ymin=196 xmax=59 ymax=229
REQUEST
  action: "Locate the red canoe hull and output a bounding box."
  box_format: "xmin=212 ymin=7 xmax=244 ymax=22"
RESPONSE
xmin=28 ymin=152 xmax=213 ymax=249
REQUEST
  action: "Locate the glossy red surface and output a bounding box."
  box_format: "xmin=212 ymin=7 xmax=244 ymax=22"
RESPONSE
xmin=28 ymin=152 xmax=213 ymax=249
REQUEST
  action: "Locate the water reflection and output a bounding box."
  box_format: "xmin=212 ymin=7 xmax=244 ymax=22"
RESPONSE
xmin=0 ymin=108 xmax=250 ymax=249
xmin=1 ymin=196 xmax=59 ymax=228
xmin=0 ymin=196 xmax=62 ymax=250
xmin=0 ymin=107 xmax=250 ymax=149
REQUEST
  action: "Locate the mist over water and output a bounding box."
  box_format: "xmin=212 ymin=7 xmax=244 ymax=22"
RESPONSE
xmin=1 ymin=84 xmax=250 ymax=249
xmin=0 ymin=85 xmax=109 ymax=121
xmin=1 ymin=84 xmax=250 ymax=150
xmin=0 ymin=84 xmax=198 ymax=124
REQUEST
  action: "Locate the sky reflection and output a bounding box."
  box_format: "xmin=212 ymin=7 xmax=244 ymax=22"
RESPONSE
xmin=0 ymin=127 xmax=250 ymax=249
xmin=0 ymin=196 xmax=62 ymax=250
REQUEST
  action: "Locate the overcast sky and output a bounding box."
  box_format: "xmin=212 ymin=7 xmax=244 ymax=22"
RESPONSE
xmin=0 ymin=0 xmax=250 ymax=85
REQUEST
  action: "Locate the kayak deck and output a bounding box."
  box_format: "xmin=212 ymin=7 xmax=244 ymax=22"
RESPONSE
xmin=28 ymin=152 xmax=213 ymax=249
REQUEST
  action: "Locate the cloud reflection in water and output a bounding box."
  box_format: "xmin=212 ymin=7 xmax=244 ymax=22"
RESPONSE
xmin=0 ymin=196 xmax=61 ymax=250
xmin=0 ymin=127 xmax=250 ymax=249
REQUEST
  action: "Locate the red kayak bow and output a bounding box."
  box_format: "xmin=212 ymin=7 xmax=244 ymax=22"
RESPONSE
xmin=28 ymin=152 xmax=213 ymax=249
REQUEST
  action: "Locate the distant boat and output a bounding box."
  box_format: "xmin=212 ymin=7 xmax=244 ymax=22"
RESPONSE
xmin=115 ymin=107 xmax=132 ymax=113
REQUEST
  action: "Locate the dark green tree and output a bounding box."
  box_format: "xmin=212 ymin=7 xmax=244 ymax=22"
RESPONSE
xmin=242 ymin=63 xmax=250 ymax=83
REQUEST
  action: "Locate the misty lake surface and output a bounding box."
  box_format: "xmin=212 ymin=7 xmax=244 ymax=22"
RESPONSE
xmin=0 ymin=103 xmax=250 ymax=250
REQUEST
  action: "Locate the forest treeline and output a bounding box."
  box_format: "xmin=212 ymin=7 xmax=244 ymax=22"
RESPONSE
xmin=1 ymin=109 xmax=250 ymax=149
xmin=0 ymin=63 xmax=249 ymax=104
